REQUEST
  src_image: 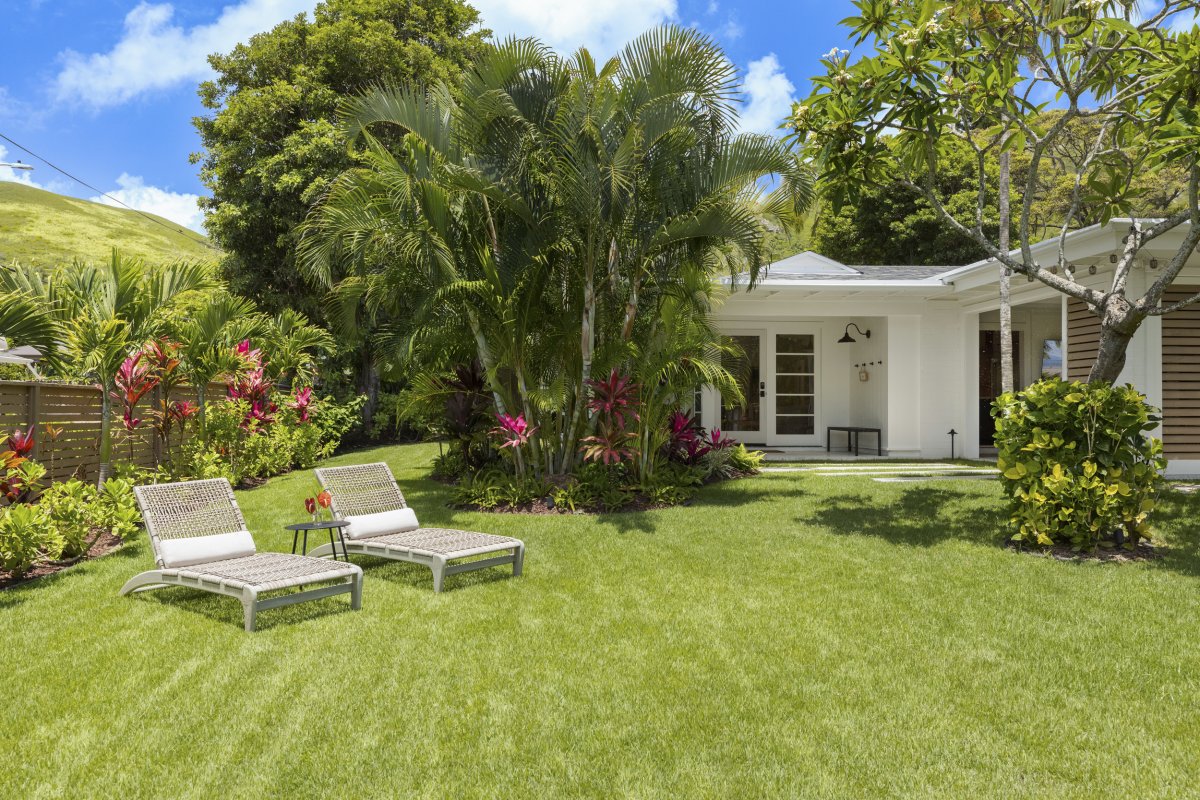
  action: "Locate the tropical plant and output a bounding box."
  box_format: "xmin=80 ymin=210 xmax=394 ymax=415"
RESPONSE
xmin=789 ymin=0 xmax=1200 ymax=383
xmin=0 ymin=502 xmax=60 ymax=578
xmin=301 ymin=27 xmax=811 ymax=477
xmin=993 ymin=378 xmax=1164 ymax=551
xmin=262 ymin=309 xmax=336 ymax=389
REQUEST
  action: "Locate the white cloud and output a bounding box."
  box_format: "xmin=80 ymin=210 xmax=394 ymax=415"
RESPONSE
xmin=54 ymin=0 xmax=315 ymax=108
xmin=90 ymin=174 xmax=206 ymax=234
xmin=472 ymin=0 xmax=677 ymax=56
xmin=0 ymin=144 xmax=44 ymax=189
xmin=739 ymin=54 xmax=796 ymax=135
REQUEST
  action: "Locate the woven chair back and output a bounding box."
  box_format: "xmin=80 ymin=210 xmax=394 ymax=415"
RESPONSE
xmin=315 ymin=462 xmax=408 ymax=519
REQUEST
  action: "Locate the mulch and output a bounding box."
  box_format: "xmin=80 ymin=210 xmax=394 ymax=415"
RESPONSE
xmin=1007 ymin=539 xmax=1162 ymax=563
xmin=0 ymin=530 xmax=124 ymax=590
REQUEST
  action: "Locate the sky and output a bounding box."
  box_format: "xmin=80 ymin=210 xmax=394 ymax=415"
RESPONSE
xmin=0 ymin=0 xmax=853 ymax=234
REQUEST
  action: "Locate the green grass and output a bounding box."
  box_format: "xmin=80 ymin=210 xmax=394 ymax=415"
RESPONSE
xmin=0 ymin=182 xmax=217 ymax=268
xmin=4 ymin=442 xmax=1200 ymax=798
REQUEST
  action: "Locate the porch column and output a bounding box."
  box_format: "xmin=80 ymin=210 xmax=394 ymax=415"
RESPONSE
xmin=886 ymin=315 xmax=922 ymax=456
xmin=963 ymin=310 xmax=981 ymax=460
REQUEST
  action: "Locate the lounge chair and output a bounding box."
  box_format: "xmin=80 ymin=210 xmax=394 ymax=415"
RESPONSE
xmin=121 ymin=478 xmax=363 ymax=631
xmin=312 ymin=462 xmax=524 ymax=592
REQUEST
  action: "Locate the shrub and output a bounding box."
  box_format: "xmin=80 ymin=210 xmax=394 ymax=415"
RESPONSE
xmin=993 ymin=378 xmax=1165 ymax=551
xmin=0 ymin=504 xmax=62 ymax=577
xmin=96 ymin=478 xmax=142 ymax=541
xmin=453 ymin=469 xmax=551 ymax=510
xmin=729 ymin=444 xmax=765 ymax=473
xmin=38 ymin=480 xmax=100 ymax=558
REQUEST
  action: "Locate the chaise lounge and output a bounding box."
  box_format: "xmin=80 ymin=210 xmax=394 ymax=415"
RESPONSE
xmin=122 ymin=478 xmax=363 ymax=631
xmin=312 ymin=462 xmax=524 ymax=592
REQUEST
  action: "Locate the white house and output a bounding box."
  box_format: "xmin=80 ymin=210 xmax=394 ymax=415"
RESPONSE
xmin=703 ymin=220 xmax=1200 ymax=477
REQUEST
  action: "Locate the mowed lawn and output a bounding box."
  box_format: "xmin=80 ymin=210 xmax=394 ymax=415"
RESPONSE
xmin=3 ymin=444 xmax=1200 ymax=798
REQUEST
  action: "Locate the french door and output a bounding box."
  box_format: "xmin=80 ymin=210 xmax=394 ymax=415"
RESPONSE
xmin=719 ymin=328 xmax=820 ymax=446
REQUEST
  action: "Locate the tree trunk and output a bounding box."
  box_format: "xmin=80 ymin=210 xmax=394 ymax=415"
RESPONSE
xmin=1087 ymin=296 xmax=1142 ymax=384
xmin=97 ymin=393 xmax=112 ymax=487
xmin=998 ymin=149 xmax=1014 ymax=395
xmin=359 ymin=350 xmax=379 ymax=436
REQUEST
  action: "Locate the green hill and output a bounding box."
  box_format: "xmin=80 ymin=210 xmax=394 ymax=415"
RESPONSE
xmin=0 ymin=182 xmax=219 ymax=268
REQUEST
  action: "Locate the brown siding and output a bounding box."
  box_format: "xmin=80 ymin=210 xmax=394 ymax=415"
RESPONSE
xmin=1162 ymin=286 xmax=1200 ymax=458
xmin=1066 ymin=297 xmax=1100 ymax=381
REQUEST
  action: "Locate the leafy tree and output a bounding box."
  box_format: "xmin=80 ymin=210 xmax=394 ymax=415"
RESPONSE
xmin=301 ymin=28 xmax=811 ymax=476
xmin=790 ymin=0 xmax=1200 ymax=382
xmin=192 ymin=0 xmax=488 ymax=427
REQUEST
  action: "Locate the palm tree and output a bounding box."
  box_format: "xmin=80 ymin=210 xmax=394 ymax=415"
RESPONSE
xmin=174 ymin=293 xmax=268 ymax=437
xmin=24 ymin=251 xmax=214 ymax=483
xmin=262 ymin=309 xmax=336 ymax=390
xmin=301 ymin=27 xmax=812 ymax=476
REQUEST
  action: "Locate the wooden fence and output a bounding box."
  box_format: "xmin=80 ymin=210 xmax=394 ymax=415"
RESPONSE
xmin=0 ymin=380 xmax=212 ymax=483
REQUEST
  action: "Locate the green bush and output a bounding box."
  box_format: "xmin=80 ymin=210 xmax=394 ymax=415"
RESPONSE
xmin=96 ymin=478 xmax=142 ymax=541
xmin=0 ymin=504 xmax=62 ymax=577
xmin=453 ymin=469 xmax=551 ymax=510
xmin=993 ymin=378 xmax=1165 ymax=551
xmin=729 ymin=444 xmax=765 ymax=474
xmin=38 ymin=480 xmax=100 ymax=558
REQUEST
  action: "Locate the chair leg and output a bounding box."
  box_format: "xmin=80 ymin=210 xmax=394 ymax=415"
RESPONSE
xmin=513 ymin=545 xmax=524 ymax=578
xmin=350 ymin=574 xmax=363 ymax=610
xmin=432 ymin=558 xmax=446 ymax=593
xmin=243 ymin=588 xmax=258 ymax=632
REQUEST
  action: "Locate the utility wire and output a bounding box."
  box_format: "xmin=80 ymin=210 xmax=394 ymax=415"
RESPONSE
xmin=0 ymin=130 xmax=219 ymax=251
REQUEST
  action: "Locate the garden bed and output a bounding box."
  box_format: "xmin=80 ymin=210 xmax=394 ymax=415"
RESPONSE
xmin=0 ymin=530 xmax=123 ymax=590
xmin=1007 ymin=539 xmax=1162 ymax=564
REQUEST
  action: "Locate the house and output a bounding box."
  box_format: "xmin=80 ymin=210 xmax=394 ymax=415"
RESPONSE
xmin=702 ymin=220 xmax=1200 ymax=477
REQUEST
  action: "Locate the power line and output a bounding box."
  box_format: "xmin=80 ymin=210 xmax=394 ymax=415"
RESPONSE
xmin=0 ymin=130 xmax=219 ymax=251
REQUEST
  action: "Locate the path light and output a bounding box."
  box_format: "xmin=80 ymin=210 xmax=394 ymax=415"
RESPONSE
xmin=838 ymin=322 xmax=871 ymax=343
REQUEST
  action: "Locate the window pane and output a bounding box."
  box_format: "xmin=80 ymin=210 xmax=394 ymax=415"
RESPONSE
xmin=777 ymin=415 xmax=814 ymax=435
xmin=776 ymin=334 xmax=814 ymax=354
xmin=776 ymin=374 xmax=814 ymax=394
xmin=776 ymin=354 xmax=814 ymax=374
xmin=776 ymin=395 xmax=814 ymax=414
xmin=722 ymin=335 xmax=760 ymax=431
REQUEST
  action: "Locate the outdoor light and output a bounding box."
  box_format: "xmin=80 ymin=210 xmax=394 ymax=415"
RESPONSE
xmin=1089 ymin=264 xmax=1097 ymax=275
xmin=1150 ymin=258 xmax=1159 ymax=269
xmin=1109 ymin=254 xmax=1118 ymax=263
xmin=838 ymin=322 xmax=871 ymax=344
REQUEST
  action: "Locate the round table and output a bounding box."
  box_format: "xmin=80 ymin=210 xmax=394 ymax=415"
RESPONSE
xmin=286 ymin=519 xmax=351 ymax=561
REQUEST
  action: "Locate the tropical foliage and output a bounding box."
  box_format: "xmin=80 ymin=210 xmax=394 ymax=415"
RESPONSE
xmin=993 ymin=378 xmax=1165 ymax=551
xmin=301 ymin=27 xmax=809 ymax=484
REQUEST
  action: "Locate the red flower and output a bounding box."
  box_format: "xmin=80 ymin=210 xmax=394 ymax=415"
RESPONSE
xmin=317 ymin=490 xmax=332 ymax=509
xmin=305 ymin=497 xmax=316 ymax=514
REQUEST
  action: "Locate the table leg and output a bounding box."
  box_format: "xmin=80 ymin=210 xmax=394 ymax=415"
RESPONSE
xmin=291 ymin=530 xmax=298 ymax=555
xmin=328 ymin=530 xmax=339 ymax=560
xmin=302 ymin=530 xmax=308 ymax=556
xmin=338 ymin=531 xmax=349 ymax=562
xmin=826 ymin=427 xmax=831 ymax=453
xmin=854 ymin=430 xmax=860 ymax=456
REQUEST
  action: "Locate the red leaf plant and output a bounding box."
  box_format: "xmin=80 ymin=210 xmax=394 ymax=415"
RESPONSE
xmin=288 ymin=387 xmax=313 ymax=423
xmin=580 ymin=370 xmax=641 ymax=466
xmin=491 ymin=413 xmax=538 ymax=449
xmin=227 ymin=341 xmax=277 ymax=433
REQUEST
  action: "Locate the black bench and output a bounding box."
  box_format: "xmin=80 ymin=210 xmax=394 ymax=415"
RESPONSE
xmin=826 ymin=426 xmax=882 ymax=456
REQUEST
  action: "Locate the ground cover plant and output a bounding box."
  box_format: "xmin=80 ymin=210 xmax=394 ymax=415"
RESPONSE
xmin=2 ymin=442 xmax=1200 ymax=798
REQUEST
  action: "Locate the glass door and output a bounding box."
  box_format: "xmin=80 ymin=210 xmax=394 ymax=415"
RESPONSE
xmin=775 ymin=333 xmax=816 ymax=440
xmin=721 ymin=333 xmax=764 ymax=442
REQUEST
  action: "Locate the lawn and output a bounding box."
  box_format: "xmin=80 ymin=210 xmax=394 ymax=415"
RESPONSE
xmin=3 ymin=443 xmax=1200 ymax=798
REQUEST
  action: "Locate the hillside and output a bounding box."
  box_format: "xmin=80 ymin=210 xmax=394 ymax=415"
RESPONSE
xmin=0 ymin=182 xmax=218 ymax=267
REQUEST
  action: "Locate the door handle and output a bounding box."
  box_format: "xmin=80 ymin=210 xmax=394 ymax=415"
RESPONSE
xmin=759 ymin=380 xmax=766 ymax=398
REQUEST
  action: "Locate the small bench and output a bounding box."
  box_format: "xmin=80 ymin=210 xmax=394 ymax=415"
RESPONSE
xmin=826 ymin=426 xmax=882 ymax=456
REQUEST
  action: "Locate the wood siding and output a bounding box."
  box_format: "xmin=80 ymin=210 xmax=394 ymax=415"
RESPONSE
xmin=1162 ymin=286 xmax=1200 ymax=458
xmin=1066 ymin=297 xmax=1100 ymax=381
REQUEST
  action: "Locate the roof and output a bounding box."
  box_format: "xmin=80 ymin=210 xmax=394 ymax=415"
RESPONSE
xmin=738 ymin=252 xmax=952 ymax=286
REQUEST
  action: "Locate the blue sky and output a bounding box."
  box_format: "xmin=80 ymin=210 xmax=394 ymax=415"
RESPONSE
xmin=0 ymin=0 xmax=852 ymax=233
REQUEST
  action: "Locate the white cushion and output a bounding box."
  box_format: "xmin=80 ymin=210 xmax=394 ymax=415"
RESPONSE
xmin=158 ymin=530 xmax=256 ymax=568
xmin=342 ymin=508 xmax=419 ymax=540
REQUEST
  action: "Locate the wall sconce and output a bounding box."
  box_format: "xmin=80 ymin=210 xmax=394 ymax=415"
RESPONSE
xmin=1150 ymin=258 xmax=1159 ymax=270
xmin=838 ymin=322 xmax=871 ymax=344
xmin=1109 ymin=254 xmax=1118 ymax=263
xmin=1088 ymin=264 xmax=1097 ymax=275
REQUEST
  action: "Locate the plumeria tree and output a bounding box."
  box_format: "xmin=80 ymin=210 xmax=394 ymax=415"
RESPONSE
xmin=789 ymin=0 xmax=1200 ymax=382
